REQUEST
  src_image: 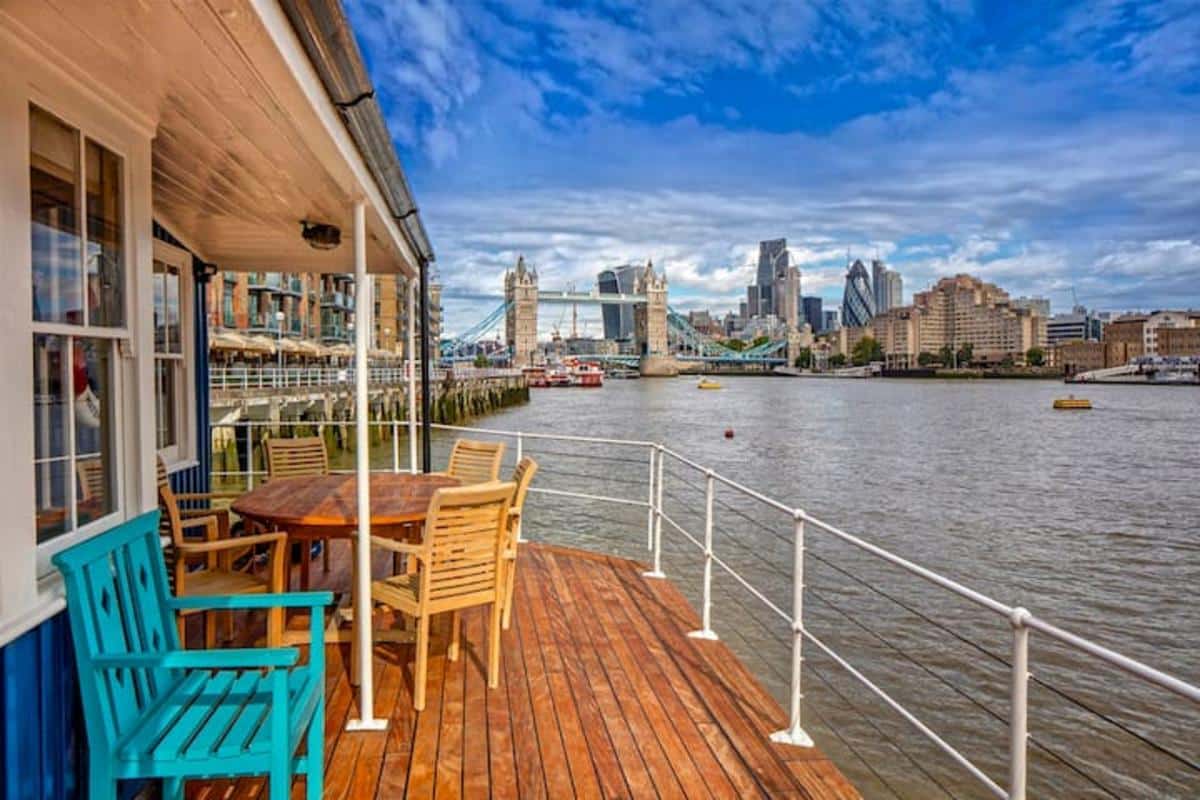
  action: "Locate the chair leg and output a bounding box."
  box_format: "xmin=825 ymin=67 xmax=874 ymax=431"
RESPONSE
xmin=306 ymin=697 xmax=325 ymax=799
xmin=502 ymin=562 xmax=517 ymax=630
xmin=323 ymin=537 xmax=331 ymax=572
xmin=269 ymin=768 xmax=290 ymax=800
xmin=224 ymin=610 xmax=235 ymax=643
xmin=488 ymin=600 xmax=503 ymax=688
xmin=205 ymin=612 xmax=217 ymax=649
xmin=448 ymin=611 xmax=461 ymax=662
xmin=176 ymin=614 xmax=187 ymax=649
xmin=267 ymin=605 xmax=283 ymax=648
xmin=414 ymin=614 xmax=430 ymax=711
xmin=163 ymin=776 xmax=184 ymax=800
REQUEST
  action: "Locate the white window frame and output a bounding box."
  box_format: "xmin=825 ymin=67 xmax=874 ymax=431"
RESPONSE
xmin=152 ymin=239 xmax=197 ymax=471
xmin=29 ymin=95 xmax=133 ymax=575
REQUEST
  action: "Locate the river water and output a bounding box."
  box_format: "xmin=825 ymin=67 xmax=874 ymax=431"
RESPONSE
xmin=417 ymin=377 xmax=1198 ymax=799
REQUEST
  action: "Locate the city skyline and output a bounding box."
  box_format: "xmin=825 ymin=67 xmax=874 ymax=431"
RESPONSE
xmin=347 ymin=1 xmax=1200 ymax=337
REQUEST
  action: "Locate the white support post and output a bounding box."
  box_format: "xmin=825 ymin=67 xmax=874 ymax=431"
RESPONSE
xmin=346 ymin=200 xmax=387 ymax=732
xmin=771 ymin=510 xmax=815 ymax=747
xmin=406 ymin=278 xmax=418 ymax=475
xmin=1008 ymin=608 xmax=1031 ymax=800
xmin=688 ymin=470 xmax=718 ymax=640
xmin=645 ymin=446 xmax=656 ymax=551
xmin=643 ymin=444 xmax=666 ymax=579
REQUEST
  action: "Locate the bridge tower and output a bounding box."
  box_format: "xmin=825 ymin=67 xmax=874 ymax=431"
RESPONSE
xmin=505 ymin=256 xmax=539 ymax=367
xmin=634 ymin=260 xmax=669 ymax=356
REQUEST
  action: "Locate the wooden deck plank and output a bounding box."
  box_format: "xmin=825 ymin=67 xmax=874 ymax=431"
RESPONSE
xmin=511 ymin=563 xmax=577 ymax=799
xmin=461 ymin=610 xmax=491 ymax=800
xmin=435 ymin=613 xmax=467 ymax=799
xmin=561 ymin=550 xmax=689 ymax=799
xmin=185 ymin=540 xmax=857 ymax=800
xmin=524 ymin=553 xmax=604 ymax=800
xmin=537 ymin=551 xmax=635 ymax=800
xmin=540 ymin=553 xmax=654 ymax=799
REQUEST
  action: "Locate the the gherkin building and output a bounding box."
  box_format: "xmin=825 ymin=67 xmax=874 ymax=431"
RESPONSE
xmin=842 ymin=259 xmax=875 ymax=327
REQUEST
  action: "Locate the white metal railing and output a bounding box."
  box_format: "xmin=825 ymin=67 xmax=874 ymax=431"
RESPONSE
xmin=208 ymin=418 xmax=1200 ymax=799
xmin=209 ymin=365 xmax=522 ymax=391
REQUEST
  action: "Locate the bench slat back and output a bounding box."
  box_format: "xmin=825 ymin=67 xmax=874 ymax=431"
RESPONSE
xmin=52 ymin=511 xmax=180 ymax=750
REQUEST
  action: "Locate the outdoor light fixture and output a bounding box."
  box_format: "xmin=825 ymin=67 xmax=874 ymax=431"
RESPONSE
xmin=301 ymin=220 xmax=341 ymax=250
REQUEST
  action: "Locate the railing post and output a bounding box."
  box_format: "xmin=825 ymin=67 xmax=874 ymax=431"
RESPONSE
xmin=391 ymin=418 xmax=400 ymax=473
xmin=688 ymin=469 xmax=718 ymax=640
xmin=643 ymin=444 xmax=665 ymax=579
xmin=645 ymin=445 xmax=656 ymax=551
xmin=1008 ymin=608 xmax=1031 ymax=800
xmin=771 ymin=510 xmax=814 ymax=747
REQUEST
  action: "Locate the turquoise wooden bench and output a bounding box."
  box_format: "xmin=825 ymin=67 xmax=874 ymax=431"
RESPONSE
xmin=52 ymin=510 xmax=333 ymax=800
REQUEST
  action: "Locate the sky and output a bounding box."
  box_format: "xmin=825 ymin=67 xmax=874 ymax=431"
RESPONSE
xmin=345 ymin=0 xmax=1200 ymax=338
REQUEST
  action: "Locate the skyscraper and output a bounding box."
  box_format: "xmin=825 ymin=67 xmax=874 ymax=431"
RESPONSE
xmin=871 ymin=259 xmax=903 ymax=314
xmin=802 ymin=296 xmax=823 ymax=333
xmin=746 ymin=239 xmax=802 ymax=328
xmin=872 ymin=260 xmax=888 ymax=315
xmin=597 ymin=264 xmax=640 ymax=340
xmin=842 ymin=259 xmax=875 ymax=327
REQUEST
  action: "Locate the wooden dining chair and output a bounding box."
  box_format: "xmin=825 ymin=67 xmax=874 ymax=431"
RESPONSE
xmin=265 ymin=436 xmax=333 ymax=579
xmin=437 ymin=438 xmax=506 ymax=485
xmin=157 ymin=458 xmax=287 ymax=647
xmin=370 ymin=481 xmax=515 ymax=711
xmin=500 ymin=457 xmax=538 ymax=630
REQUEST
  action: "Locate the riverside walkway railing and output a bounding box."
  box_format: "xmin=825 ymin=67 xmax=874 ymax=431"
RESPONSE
xmin=209 ymin=418 xmax=1200 ymax=799
xmin=209 ymin=365 xmax=522 ymax=391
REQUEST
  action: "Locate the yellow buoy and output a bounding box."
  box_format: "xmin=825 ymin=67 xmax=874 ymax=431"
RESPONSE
xmin=697 ymin=378 xmax=722 ymax=390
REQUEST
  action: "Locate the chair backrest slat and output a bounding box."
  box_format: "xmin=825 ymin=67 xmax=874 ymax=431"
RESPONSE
xmin=53 ymin=511 xmax=179 ymax=751
xmin=421 ymin=482 xmax=513 ymax=609
xmin=265 ymin=436 xmax=329 ymax=479
xmin=445 ymin=439 xmax=505 ymax=485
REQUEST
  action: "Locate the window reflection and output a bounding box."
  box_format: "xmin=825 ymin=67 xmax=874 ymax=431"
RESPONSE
xmin=34 ymin=335 xmax=69 ymax=541
xmin=74 ymin=338 xmax=115 ymax=525
xmin=30 ymin=107 xmax=82 ymax=324
xmin=86 ymin=139 xmax=124 ymax=327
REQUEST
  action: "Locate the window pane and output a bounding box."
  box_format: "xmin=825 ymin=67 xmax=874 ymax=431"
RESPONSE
xmin=155 ymin=358 xmax=178 ymax=450
xmin=30 ymin=107 xmax=82 ymax=324
xmin=85 ymin=139 xmax=124 ymax=327
xmin=74 ymin=338 xmax=116 ymax=525
xmin=152 ymin=260 xmax=182 ymax=354
xmin=33 ymin=334 xmax=69 ymax=541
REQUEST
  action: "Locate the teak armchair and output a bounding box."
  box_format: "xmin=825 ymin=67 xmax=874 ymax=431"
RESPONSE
xmin=371 ymin=481 xmax=515 ymax=710
xmin=436 ymin=438 xmax=506 ymax=484
xmin=157 ymin=458 xmax=287 ymax=647
xmin=501 ymin=457 xmax=538 ymax=629
xmin=265 ymin=436 xmax=332 ymax=581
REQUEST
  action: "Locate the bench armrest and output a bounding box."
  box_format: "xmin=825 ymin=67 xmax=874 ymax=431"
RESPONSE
xmin=170 ymin=591 xmax=333 ymax=611
xmin=93 ymin=648 xmax=298 ymax=670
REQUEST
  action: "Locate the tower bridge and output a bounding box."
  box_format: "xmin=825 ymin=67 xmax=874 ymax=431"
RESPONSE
xmin=441 ymin=256 xmax=804 ymax=370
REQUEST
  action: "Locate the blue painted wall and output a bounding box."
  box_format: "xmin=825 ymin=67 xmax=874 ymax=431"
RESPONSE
xmin=0 ymin=222 xmax=211 ymax=799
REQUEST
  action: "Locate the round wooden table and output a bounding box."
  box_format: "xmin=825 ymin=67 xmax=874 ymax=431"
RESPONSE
xmin=233 ymin=472 xmax=460 ymax=541
xmin=231 ymin=473 xmax=460 ymax=656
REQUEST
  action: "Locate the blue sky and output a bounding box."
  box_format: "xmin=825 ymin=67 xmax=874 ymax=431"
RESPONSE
xmin=346 ymin=0 xmax=1200 ymax=337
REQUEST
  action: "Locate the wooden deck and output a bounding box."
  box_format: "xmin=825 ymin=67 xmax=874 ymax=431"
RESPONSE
xmin=186 ymin=542 xmax=858 ymax=799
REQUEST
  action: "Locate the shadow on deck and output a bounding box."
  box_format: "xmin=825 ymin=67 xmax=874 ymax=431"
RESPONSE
xmin=187 ymin=542 xmax=858 ymax=799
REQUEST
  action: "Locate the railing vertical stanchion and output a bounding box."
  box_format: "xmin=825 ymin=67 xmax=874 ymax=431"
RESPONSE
xmin=515 ymin=433 xmax=526 ymax=543
xmin=645 ymin=445 xmax=656 ymax=551
xmin=688 ymin=470 xmax=718 ymax=640
xmin=643 ymin=444 xmax=665 ymax=578
xmin=1008 ymin=608 xmax=1031 ymax=800
xmin=771 ymin=510 xmax=814 ymax=747
xmin=391 ymin=418 xmax=400 ymax=473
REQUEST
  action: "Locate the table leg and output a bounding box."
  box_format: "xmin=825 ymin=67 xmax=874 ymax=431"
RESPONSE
xmin=300 ymin=542 xmax=311 ymax=592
